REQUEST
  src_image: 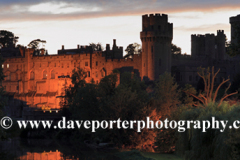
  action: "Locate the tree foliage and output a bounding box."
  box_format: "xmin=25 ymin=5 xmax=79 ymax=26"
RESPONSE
xmin=0 ymin=30 xmax=18 ymax=48
xmin=61 ymin=69 xmax=161 ymax=151
xmin=171 ymin=43 xmax=182 ymax=54
xmin=89 ymin=42 xmax=103 ymax=51
xmin=27 ymin=39 xmax=46 ymax=50
xmin=154 ymin=72 xmax=181 ymax=116
xmin=176 ymin=102 xmax=240 ymax=160
xmin=124 ymin=43 xmax=141 ymax=57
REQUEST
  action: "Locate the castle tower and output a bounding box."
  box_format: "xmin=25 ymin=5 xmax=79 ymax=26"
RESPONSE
xmin=140 ymin=13 xmax=173 ymax=81
xmin=216 ymin=30 xmax=226 ymax=60
xmin=230 ymin=14 xmax=240 ymax=45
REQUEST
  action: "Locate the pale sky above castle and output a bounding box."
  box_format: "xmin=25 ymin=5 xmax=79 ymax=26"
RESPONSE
xmin=0 ymin=0 xmax=240 ymax=55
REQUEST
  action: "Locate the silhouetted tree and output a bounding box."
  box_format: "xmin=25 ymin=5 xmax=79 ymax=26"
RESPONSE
xmin=27 ymin=39 xmax=47 ymax=55
xmin=0 ymin=30 xmax=18 ymax=48
xmin=124 ymin=43 xmax=141 ymax=58
xmin=89 ymin=42 xmax=103 ymax=51
xmin=171 ymin=43 xmax=181 ymax=54
xmin=27 ymin=39 xmax=46 ymax=50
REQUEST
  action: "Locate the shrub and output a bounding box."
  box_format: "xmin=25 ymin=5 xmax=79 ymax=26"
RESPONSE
xmin=176 ymin=102 xmax=240 ymax=160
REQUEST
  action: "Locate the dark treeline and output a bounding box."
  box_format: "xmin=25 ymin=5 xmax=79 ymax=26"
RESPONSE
xmin=57 ymin=67 xmax=240 ymax=160
xmin=2 ymin=64 xmax=240 ymax=159
xmin=58 ymin=68 xmax=195 ymax=152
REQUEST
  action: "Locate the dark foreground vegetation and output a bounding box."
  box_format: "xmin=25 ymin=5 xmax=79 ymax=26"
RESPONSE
xmin=2 ymin=65 xmax=240 ymax=160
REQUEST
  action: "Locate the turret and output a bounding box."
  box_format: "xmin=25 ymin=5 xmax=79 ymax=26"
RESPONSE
xmin=216 ymin=30 xmax=226 ymax=60
xmin=230 ymin=14 xmax=240 ymax=45
xmin=140 ymin=13 xmax=173 ymax=81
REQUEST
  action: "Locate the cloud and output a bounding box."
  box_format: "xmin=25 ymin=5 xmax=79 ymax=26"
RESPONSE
xmin=175 ymin=23 xmax=230 ymax=33
xmin=0 ymin=0 xmax=240 ymax=22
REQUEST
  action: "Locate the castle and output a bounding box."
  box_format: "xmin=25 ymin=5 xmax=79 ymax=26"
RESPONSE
xmin=1 ymin=13 xmax=240 ymax=119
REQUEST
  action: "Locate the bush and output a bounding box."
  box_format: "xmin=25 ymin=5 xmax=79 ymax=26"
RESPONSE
xmin=176 ymin=102 xmax=240 ymax=160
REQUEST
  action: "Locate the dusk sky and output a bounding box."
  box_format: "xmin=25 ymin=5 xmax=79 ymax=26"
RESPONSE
xmin=1 ymin=0 xmax=240 ymax=55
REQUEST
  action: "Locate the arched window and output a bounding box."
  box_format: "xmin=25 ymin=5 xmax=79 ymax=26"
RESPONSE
xmin=51 ymin=70 xmax=55 ymax=79
xmin=43 ymin=70 xmax=47 ymax=79
xmin=30 ymin=71 xmax=34 ymax=80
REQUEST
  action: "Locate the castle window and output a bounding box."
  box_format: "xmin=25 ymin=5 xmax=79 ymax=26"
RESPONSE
xmin=85 ymin=62 xmax=88 ymax=66
xmin=51 ymin=70 xmax=55 ymax=79
xmin=189 ymin=75 xmax=192 ymax=82
xmin=54 ymin=63 xmax=56 ymax=67
xmin=62 ymin=63 xmax=64 ymax=68
xmin=30 ymin=71 xmax=34 ymax=80
xmin=67 ymin=63 xmax=69 ymax=68
xmin=159 ymin=59 xmax=161 ymax=66
xmin=96 ymin=72 xmax=98 ymax=77
xmin=43 ymin=70 xmax=47 ymax=79
xmin=7 ymin=64 xmax=9 ymax=68
xmin=96 ymin=61 xmax=98 ymax=66
xmin=74 ymin=62 xmax=76 ymax=67
xmin=2 ymin=64 xmax=4 ymax=68
xmin=16 ymin=86 xmax=19 ymax=91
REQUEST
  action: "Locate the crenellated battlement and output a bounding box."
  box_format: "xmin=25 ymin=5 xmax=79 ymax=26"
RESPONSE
xmin=217 ymin=30 xmax=225 ymax=37
xmin=141 ymin=13 xmax=173 ymax=39
xmin=230 ymin=14 xmax=240 ymax=23
xmin=191 ymin=31 xmax=225 ymax=43
xmin=142 ymin=13 xmax=168 ymax=24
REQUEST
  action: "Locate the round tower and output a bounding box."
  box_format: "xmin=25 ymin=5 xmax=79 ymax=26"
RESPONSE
xmin=230 ymin=14 xmax=240 ymax=45
xmin=140 ymin=13 xmax=173 ymax=81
